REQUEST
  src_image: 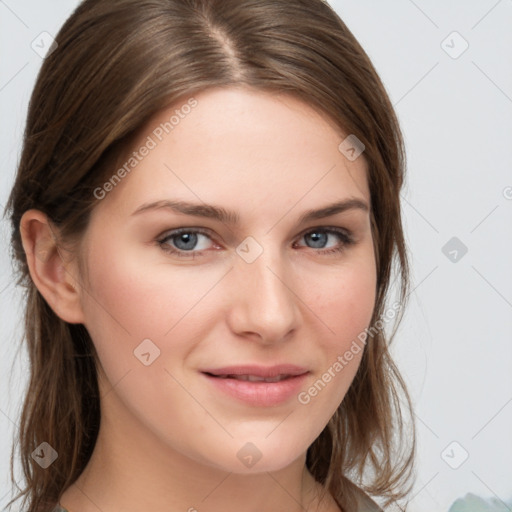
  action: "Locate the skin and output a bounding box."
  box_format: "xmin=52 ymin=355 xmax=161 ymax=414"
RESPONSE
xmin=21 ymin=86 xmax=377 ymax=512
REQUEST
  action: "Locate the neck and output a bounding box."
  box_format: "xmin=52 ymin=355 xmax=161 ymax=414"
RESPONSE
xmin=59 ymin=377 xmax=336 ymax=512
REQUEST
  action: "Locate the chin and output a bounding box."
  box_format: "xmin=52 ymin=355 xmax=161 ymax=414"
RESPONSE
xmin=198 ymin=434 xmax=309 ymax=475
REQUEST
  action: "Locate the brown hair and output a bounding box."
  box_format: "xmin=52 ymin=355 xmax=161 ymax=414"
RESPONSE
xmin=4 ymin=0 xmax=415 ymax=510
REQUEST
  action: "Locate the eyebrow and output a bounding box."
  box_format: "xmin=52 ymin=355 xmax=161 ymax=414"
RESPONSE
xmin=131 ymin=197 xmax=369 ymax=225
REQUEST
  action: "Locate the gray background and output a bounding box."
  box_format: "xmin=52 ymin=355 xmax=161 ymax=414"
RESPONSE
xmin=1 ymin=1 xmax=511 ymax=510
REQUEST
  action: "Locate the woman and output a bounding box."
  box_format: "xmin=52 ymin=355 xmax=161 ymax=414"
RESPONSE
xmin=5 ymin=0 xmax=415 ymax=511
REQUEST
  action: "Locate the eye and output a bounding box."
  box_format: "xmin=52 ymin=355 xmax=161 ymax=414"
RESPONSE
xmin=156 ymin=226 xmax=354 ymax=259
xmin=157 ymin=228 xmax=217 ymax=258
xmin=294 ymin=227 xmax=354 ymax=255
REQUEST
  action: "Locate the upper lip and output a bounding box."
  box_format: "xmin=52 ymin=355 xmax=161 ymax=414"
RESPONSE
xmin=201 ymin=364 xmax=309 ymax=378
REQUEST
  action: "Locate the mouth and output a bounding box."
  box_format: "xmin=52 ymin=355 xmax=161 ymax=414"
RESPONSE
xmin=202 ymin=372 xmax=300 ymax=383
xmin=200 ymin=365 xmax=310 ymax=406
xmin=200 ymin=363 xmax=309 ymax=379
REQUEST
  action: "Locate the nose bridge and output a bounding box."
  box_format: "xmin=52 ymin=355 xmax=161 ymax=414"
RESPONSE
xmin=229 ymin=239 xmax=300 ymax=341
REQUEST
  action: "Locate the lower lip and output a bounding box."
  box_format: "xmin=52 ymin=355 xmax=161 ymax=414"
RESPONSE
xmin=202 ymin=372 xmax=309 ymax=407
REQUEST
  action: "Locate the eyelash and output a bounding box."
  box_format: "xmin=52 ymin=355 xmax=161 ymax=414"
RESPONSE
xmin=156 ymin=227 xmax=355 ymax=259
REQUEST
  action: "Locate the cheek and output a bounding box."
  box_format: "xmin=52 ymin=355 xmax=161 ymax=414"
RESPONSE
xmin=303 ymin=257 xmax=377 ymax=342
xmin=300 ymin=252 xmax=376 ymax=388
xmin=293 ymin=261 xmax=376 ymax=418
xmin=78 ymin=237 xmax=224 ymax=374
xmin=81 ymin=228 xmax=179 ymax=327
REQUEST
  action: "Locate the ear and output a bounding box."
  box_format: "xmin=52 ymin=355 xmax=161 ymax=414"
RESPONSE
xmin=19 ymin=209 xmax=86 ymax=324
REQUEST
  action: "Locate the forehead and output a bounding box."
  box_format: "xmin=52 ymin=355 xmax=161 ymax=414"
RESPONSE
xmin=92 ymin=86 xmax=369 ymax=222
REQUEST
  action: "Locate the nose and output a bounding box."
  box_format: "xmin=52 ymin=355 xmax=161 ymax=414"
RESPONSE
xmin=226 ymin=245 xmax=301 ymax=345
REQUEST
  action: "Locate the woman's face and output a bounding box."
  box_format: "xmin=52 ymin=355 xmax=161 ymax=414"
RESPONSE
xmin=76 ymin=86 xmax=376 ymax=474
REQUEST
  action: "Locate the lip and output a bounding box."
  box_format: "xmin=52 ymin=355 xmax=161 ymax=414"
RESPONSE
xmin=200 ymin=365 xmax=309 ymax=407
xmin=200 ymin=364 xmax=309 ymax=378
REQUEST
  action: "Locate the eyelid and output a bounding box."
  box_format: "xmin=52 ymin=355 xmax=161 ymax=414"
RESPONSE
xmin=157 ymin=226 xmax=219 ymax=247
xmin=156 ymin=225 xmax=355 ymax=259
xmin=293 ymin=226 xmax=354 ymax=250
xmin=295 ymin=224 xmax=352 ymax=239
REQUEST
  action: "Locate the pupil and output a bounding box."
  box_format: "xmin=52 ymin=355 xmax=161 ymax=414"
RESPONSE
xmin=308 ymin=232 xmax=327 ymax=248
xmin=174 ymin=232 xmax=197 ymax=250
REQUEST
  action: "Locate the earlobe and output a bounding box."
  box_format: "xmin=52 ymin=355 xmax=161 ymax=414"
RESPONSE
xmin=19 ymin=209 xmax=86 ymax=324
